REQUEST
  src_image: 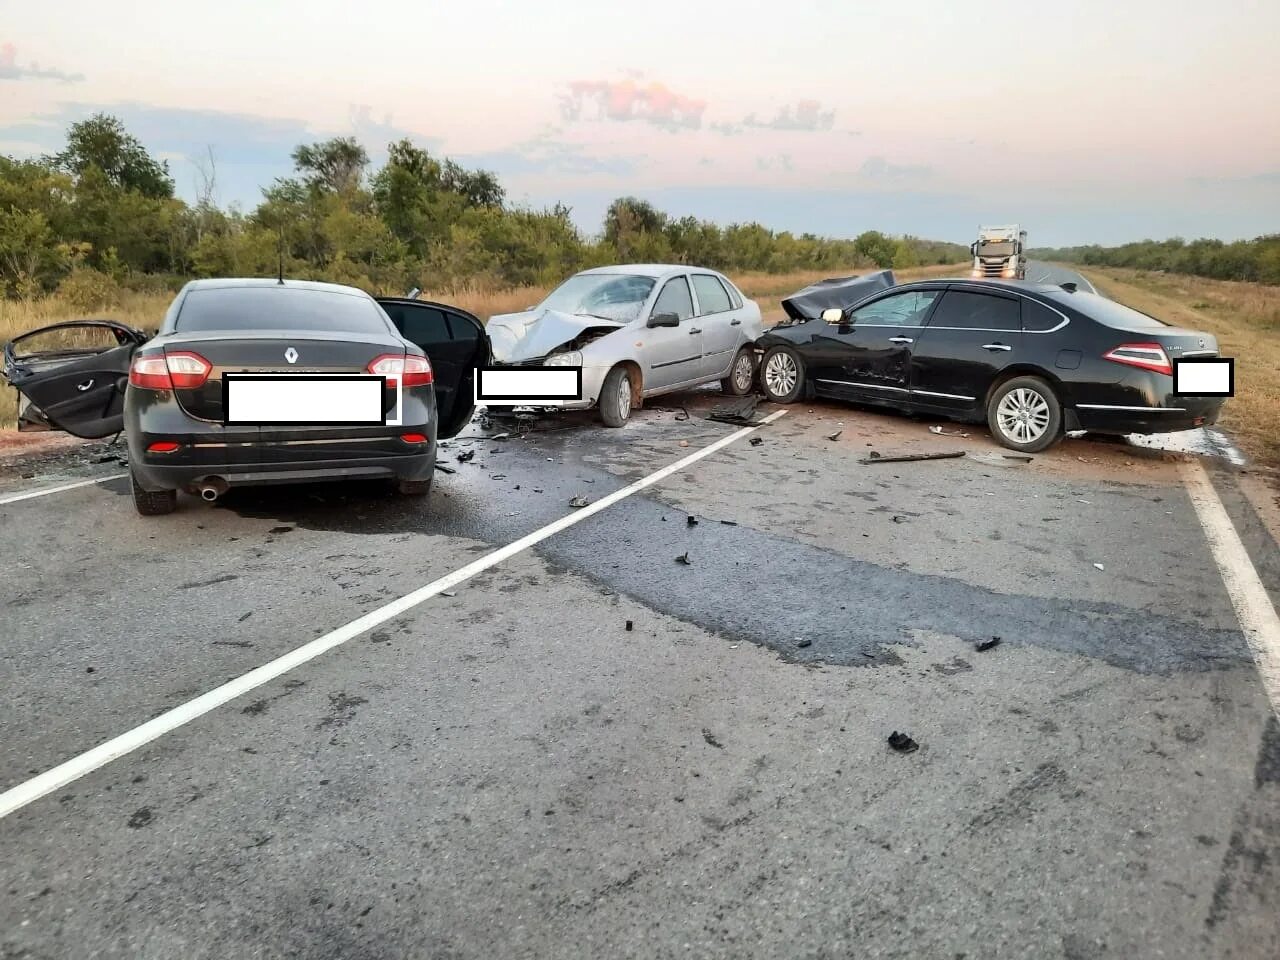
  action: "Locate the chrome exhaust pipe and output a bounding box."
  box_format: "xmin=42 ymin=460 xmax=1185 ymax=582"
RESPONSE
xmin=197 ymin=478 xmax=229 ymax=501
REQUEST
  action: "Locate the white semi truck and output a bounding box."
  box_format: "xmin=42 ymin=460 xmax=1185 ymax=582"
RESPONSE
xmin=969 ymin=225 xmax=1027 ymax=279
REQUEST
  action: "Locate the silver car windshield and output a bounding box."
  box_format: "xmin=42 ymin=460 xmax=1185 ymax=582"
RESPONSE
xmin=540 ymin=274 xmax=656 ymax=323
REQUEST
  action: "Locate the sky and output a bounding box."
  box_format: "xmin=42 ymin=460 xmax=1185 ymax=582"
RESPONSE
xmin=2 ymin=0 xmax=1278 ymax=246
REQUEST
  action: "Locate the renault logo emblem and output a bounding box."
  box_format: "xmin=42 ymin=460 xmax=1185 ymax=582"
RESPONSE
xmin=284 ymin=347 xmax=298 ymax=364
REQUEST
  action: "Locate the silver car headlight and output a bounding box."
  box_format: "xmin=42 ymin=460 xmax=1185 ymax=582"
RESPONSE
xmin=544 ymin=351 xmax=583 ymax=367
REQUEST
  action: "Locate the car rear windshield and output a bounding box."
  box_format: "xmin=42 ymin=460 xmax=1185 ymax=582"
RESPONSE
xmin=1065 ymin=293 xmax=1168 ymax=330
xmin=175 ymin=287 xmax=390 ymax=333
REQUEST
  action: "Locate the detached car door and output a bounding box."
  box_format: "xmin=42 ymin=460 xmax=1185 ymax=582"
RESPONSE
xmin=909 ymin=287 xmax=1021 ymax=411
xmin=376 ymin=298 xmax=491 ymax=439
xmin=2 ymin=320 xmax=148 ymax=438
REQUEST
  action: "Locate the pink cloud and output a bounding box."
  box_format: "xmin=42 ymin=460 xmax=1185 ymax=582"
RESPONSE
xmin=561 ymin=78 xmax=706 ymax=130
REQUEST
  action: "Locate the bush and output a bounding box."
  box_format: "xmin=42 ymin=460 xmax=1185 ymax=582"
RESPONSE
xmin=57 ymin=268 xmax=122 ymax=312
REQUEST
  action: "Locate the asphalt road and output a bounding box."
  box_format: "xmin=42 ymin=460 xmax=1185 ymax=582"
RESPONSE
xmin=1025 ymin=259 xmax=1100 ymax=294
xmin=2 ymin=273 xmax=1279 ymax=958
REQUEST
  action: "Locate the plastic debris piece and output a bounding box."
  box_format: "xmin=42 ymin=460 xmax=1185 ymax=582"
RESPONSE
xmin=456 ymin=450 xmax=475 ymax=463
xmin=569 ymin=495 xmax=590 ymax=508
xmin=675 ymin=552 xmax=692 ymax=565
xmin=687 ymin=516 xmax=698 ymax=527
xmin=1093 ymin=562 xmax=1105 ymax=571
xmin=625 ymin=620 xmax=633 ymax=632
xmin=827 ymin=431 xmax=842 ymax=441
xmin=749 ymin=437 xmax=764 ymax=446
xmin=720 ymin=519 xmax=738 ymax=526
xmin=888 ymin=731 xmax=919 ymax=753
xmin=435 ymin=463 xmax=456 ymax=474
xmin=796 ymin=637 xmax=812 ymax=649
xmin=860 ymin=451 xmax=965 ymax=464
xmin=975 ymin=636 xmax=1001 ymax=652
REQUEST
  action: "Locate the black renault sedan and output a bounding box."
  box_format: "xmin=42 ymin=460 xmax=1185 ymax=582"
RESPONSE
xmin=756 ymin=276 xmax=1226 ymax=452
xmin=2 ymin=279 xmax=490 ymax=514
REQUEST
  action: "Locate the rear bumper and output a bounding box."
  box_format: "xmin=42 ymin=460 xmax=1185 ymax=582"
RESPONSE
xmin=125 ymin=430 xmax=437 ymax=492
xmin=1072 ymin=397 xmax=1224 ymax=435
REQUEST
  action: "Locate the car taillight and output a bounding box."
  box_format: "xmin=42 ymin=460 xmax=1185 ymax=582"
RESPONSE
xmin=128 ymin=351 xmax=212 ymax=389
xmin=147 ymin=441 xmax=181 ymax=454
xmin=1103 ymin=343 xmax=1173 ymax=376
xmin=400 ymin=433 xmax=428 ymax=444
xmin=368 ymin=354 xmax=433 ymax=388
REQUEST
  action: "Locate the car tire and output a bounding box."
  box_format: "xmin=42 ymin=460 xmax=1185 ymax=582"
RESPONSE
xmin=987 ymin=375 xmax=1063 ymax=453
xmin=397 ymin=477 xmax=433 ymax=496
xmin=598 ymin=365 xmax=633 ymax=427
xmin=760 ymin=346 xmax=805 ymax=404
xmin=131 ymin=470 xmax=177 ymax=516
xmin=721 ymin=348 xmax=756 ymax=396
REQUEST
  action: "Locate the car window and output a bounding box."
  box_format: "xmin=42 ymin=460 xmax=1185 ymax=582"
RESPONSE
xmin=1056 ymin=292 xmax=1168 ymax=330
xmin=176 ymin=287 xmax=390 ymax=333
xmin=849 ymin=290 xmax=939 ymax=326
xmin=1022 ymin=298 xmax=1066 ymax=332
xmin=691 ymin=275 xmax=733 ymax=315
xmin=927 ymin=291 xmax=1020 ymax=331
xmin=724 ymin=279 xmax=744 ymax=310
xmin=652 ymin=277 xmax=695 ymax=321
xmin=383 ymin=303 xmax=452 ymax=344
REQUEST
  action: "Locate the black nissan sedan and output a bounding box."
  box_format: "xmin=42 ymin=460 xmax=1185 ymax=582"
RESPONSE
xmin=756 ymin=276 xmax=1226 ymax=452
xmin=2 ymin=279 xmax=490 ymax=514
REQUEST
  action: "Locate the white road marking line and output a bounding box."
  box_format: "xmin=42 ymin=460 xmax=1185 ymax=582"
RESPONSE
xmin=1181 ymin=461 xmax=1280 ymax=714
xmin=0 ymin=411 xmax=787 ymax=820
xmin=0 ymin=472 xmax=128 ymax=506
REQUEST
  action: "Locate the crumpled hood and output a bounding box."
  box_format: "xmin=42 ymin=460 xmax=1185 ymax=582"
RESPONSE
xmin=487 ymin=308 xmax=625 ymax=363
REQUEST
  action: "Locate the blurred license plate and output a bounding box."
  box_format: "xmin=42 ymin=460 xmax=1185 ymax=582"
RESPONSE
xmin=224 ymin=375 xmax=386 ymax=425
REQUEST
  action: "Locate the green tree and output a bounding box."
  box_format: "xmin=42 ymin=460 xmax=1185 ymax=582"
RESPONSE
xmin=291 ymin=137 xmax=369 ymax=194
xmin=0 ymin=207 xmax=68 ymax=297
xmin=51 ymin=114 xmax=173 ymax=199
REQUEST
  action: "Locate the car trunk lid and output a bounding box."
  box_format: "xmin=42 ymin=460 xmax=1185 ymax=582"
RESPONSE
xmin=160 ymin=329 xmax=406 ymax=422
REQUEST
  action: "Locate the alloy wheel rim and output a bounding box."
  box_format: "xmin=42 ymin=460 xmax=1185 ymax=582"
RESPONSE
xmin=996 ymin=387 xmax=1050 ymax=444
xmin=734 ymin=355 xmax=753 ymax=390
xmin=765 ymin=352 xmax=797 ymax=397
xmin=618 ymin=373 xmax=631 ymax=419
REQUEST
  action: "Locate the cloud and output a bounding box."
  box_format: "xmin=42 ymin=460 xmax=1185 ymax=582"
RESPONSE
xmin=742 ymin=99 xmax=835 ymax=132
xmin=858 ymin=156 xmax=932 ymax=180
xmin=1186 ymin=170 xmax=1280 ymax=187
xmin=559 ymin=78 xmax=706 ymax=131
xmin=0 ymin=42 xmax=84 ymax=83
xmin=463 ymin=128 xmax=642 ymax=177
xmin=755 ymin=154 xmax=795 ymax=172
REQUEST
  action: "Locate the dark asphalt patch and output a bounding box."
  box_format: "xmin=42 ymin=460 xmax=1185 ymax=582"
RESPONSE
xmin=534 ymin=487 xmax=1252 ymax=675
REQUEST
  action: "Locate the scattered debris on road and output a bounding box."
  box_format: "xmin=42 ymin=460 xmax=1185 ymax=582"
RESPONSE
xmin=687 ymin=515 xmax=698 ymax=527
xmin=796 ymin=637 xmax=812 ymax=648
xmin=441 ymin=590 xmax=457 ymax=597
xmin=625 ymin=620 xmax=633 ymax=631
xmin=888 ymin=731 xmax=919 ymax=753
xmin=702 ymin=729 xmax=724 ymax=749
xmin=679 ymin=440 xmax=690 ymax=447
xmin=975 ymin=636 xmax=1002 ymax=652
xmin=1093 ymin=562 xmax=1105 ymax=571
xmin=749 ymin=436 xmax=764 ymax=446
xmin=928 ymin=425 xmax=969 ymax=438
xmin=720 ymin=519 xmax=738 ymax=526
xmin=675 ymin=552 xmax=692 ymax=565
xmin=456 ymin=450 xmax=475 ymax=463
xmin=435 ymin=463 xmax=456 ymax=474
xmin=860 ymin=451 xmax=965 ymax=465
xmin=708 ymin=396 xmax=761 ymax=426
xmin=827 ymin=430 xmax=842 ymax=441
xmin=237 ymin=611 xmax=253 ymax=623
xmin=891 ymin=515 xmax=908 ymax=524
xmin=569 ymin=495 xmax=590 ymax=508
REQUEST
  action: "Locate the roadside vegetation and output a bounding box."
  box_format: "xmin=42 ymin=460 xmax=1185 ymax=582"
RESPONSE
xmin=1035 ymin=235 xmax=1280 ymax=285
xmin=1077 ymin=265 xmax=1280 ymax=469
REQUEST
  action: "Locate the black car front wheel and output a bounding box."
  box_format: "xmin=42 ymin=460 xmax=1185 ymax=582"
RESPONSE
xmin=987 ymin=376 xmax=1063 ymax=453
xmin=760 ymin=346 xmax=805 ymax=404
xmin=131 ymin=469 xmax=177 ymax=516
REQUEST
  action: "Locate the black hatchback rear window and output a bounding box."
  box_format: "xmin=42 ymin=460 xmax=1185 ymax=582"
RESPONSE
xmin=175 ymin=287 xmax=390 ymax=333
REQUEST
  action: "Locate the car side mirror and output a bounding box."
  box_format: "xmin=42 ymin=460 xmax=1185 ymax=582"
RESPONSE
xmin=647 ymin=312 xmax=680 ymax=328
xmin=821 ymin=308 xmax=844 ymax=324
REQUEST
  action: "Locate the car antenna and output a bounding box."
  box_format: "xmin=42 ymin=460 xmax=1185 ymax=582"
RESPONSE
xmin=1060 ymin=281 xmax=1077 ymax=292
xmin=276 ymin=227 xmax=286 ymax=285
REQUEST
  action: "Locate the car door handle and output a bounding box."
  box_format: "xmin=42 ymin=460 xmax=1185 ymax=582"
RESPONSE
xmin=982 ymin=343 xmax=1013 ymax=352
xmin=77 ymin=379 xmax=95 ymax=391
xmin=689 ymin=327 xmax=702 ymax=335
xmin=729 ymin=319 xmax=741 ymax=326
xmin=888 ymin=337 xmax=913 ymax=344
